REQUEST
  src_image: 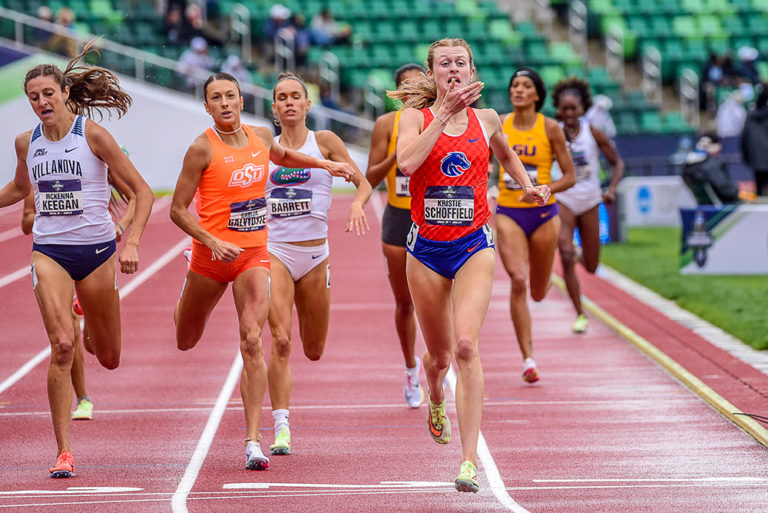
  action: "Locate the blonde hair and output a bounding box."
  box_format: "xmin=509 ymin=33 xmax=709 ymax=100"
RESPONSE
xmin=386 ymin=38 xmax=475 ymax=110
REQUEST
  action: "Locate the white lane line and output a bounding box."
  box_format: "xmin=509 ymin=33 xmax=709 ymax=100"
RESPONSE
xmin=171 ymin=352 xmax=244 ymax=513
xmin=0 ymin=227 xmax=22 ymax=243
xmin=224 ymin=481 xmax=453 ymax=490
xmin=533 ymin=477 xmax=767 ymax=483
xmin=0 ymin=235 xmax=190 ymax=396
xmin=445 ymin=367 xmax=530 ymax=512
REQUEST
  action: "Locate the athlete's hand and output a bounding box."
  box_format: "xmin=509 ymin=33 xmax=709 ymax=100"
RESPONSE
xmin=210 ymin=239 xmax=244 ymax=263
xmin=436 ymin=80 xmax=484 ymax=122
xmin=346 ymin=201 xmax=369 ymax=236
xmin=602 ymin=187 xmax=617 ymax=204
xmin=118 ymin=243 xmax=139 ymax=274
xmin=324 ymin=161 xmax=355 ymax=182
xmin=523 ymin=185 xmax=550 ymax=206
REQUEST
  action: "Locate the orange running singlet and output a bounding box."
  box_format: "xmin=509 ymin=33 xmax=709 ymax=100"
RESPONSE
xmin=196 ymin=126 xmax=270 ymax=248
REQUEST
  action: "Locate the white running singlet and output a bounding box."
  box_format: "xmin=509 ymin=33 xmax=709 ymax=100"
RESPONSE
xmin=556 ymin=118 xmax=603 ymax=216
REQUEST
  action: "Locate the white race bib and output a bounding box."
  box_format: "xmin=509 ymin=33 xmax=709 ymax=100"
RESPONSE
xmin=38 ymin=179 xmax=83 ymax=216
xmin=269 ymin=188 xmax=312 ymax=218
xmin=228 ymin=197 xmax=266 ymax=232
xmin=424 ymin=185 xmax=474 ymax=226
xmin=395 ymin=168 xmax=410 ymax=197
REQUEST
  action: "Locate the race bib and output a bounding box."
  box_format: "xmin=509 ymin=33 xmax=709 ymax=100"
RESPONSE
xmin=571 ymin=150 xmax=591 ymax=181
xmin=424 ymin=185 xmax=474 ymax=226
xmin=395 ymin=168 xmax=410 ymax=197
xmin=228 ymin=197 xmax=266 ymax=232
xmin=574 ymin=165 xmax=591 ymax=181
xmin=504 ymin=163 xmax=539 ymax=190
xmin=38 ymin=179 xmax=83 ymax=216
xmin=269 ymin=188 xmax=312 ymax=218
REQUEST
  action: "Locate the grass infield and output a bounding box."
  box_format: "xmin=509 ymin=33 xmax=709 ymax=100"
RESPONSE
xmin=601 ymin=227 xmax=768 ymax=351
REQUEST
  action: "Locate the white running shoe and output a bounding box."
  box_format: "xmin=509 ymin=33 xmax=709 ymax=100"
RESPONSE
xmin=245 ymin=441 xmax=269 ymax=470
xmin=522 ymin=357 xmax=540 ymax=383
xmin=404 ymin=357 xmax=424 ymax=409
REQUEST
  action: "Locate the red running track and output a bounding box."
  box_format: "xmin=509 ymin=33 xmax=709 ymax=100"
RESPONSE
xmin=0 ymin=193 xmax=765 ymax=512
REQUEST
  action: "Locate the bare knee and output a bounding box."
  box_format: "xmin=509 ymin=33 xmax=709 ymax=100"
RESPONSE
xmin=510 ymin=274 xmax=527 ymax=299
xmin=583 ymin=259 xmax=599 ymax=274
xmin=454 ymin=337 xmax=479 ymax=365
xmin=177 ymin=332 xmax=200 ymax=352
xmin=241 ymin=329 xmax=265 ymax=363
xmin=50 ymin=335 xmax=75 ymax=367
xmin=97 ymin=351 xmax=120 ymax=370
xmin=560 ymin=248 xmax=577 ymax=271
xmin=271 ymin=333 xmax=292 ymax=360
xmin=395 ymin=299 xmax=414 ymax=320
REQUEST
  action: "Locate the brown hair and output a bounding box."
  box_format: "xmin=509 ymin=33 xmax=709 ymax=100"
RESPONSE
xmin=24 ymin=40 xmax=132 ymax=120
xmin=203 ymin=72 xmax=241 ymax=100
xmin=387 ymin=38 xmax=475 ymax=110
xmin=272 ymin=72 xmax=308 ymax=100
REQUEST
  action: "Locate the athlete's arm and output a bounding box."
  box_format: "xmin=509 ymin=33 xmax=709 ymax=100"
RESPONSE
xmin=106 ymin=170 xmax=137 ymax=242
xmin=21 ymin=193 xmax=35 ymax=235
xmin=365 ymin=112 xmax=396 ymax=188
xmin=250 ymin=125 xmax=355 ymax=181
xmin=544 ymin=116 xmax=576 ymax=194
xmin=87 ymin=121 xmax=154 ymax=274
xmin=170 ymin=134 xmax=244 ymax=263
xmin=0 ymin=132 xmax=33 ymax=209
xmin=590 ymin=125 xmax=624 ymax=204
xmin=482 ymin=109 xmax=549 ymax=205
xmin=397 ymin=81 xmax=483 ymax=175
xmin=317 ymin=130 xmax=372 ymax=235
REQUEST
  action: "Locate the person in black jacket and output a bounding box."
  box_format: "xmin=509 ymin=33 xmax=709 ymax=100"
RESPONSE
xmin=741 ymin=85 xmax=768 ymax=196
xmin=684 ymin=133 xmax=739 ymax=205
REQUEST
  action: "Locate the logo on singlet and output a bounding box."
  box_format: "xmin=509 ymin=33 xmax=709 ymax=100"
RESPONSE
xmin=33 ymin=148 xmax=47 ymax=158
xmin=440 ymin=152 xmax=471 ymax=177
xmin=228 ymin=163 xmax=265 ymax=188
xmin=271 ymin=167 xmax=311 ymax=186
xmin=513 ymin=144 xmax=537 ymax=157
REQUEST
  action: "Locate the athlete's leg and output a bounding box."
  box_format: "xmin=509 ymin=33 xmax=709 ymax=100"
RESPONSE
xmin=69 ymin=310 xmax=87 ymax=399
xmin=495 ymin=214 xmax=533 ymax=360
xmin=528 ymin=215 xmax=561 ymax=302
xmin=266 ymin=256 xmax=295 ymax=412
xmin=406 ymin=255 xmax=453 ymax=406
xmin=294 ymin=257 xmax=330 ymax=361
xmin=74 ymin=253 xmax=121 ymax=370
xmin=451 ymin=248 xmax=495 ymax=466
xmin=558 ymin=203 xmax=582 ymax=315
xmin=576 ymin=204 xmax=601 ymax=274
xmin=383 ymin=243 xmax=417 ymax=368
xmin=174 ymin=271 xmax=228 ymax=351
xmin=232 ymin=266 xmax=271 ymax=443
xmin=31 ymin=252 xmax=78 ymax=456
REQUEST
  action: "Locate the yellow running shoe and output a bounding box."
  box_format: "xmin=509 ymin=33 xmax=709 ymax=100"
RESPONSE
xmin=269 ymin=428 xmax=291 ymax=455
xmin=572 ymin=314 xmax=589 ymax=334
xmin=428 ymin=397 xmax=451 ymax=444
xmin=72 ymin=398 xmax=93 ymax=420
xmin=49 ymin=450 xmax=75 ymax=478
xmin=455 ymin=461 xmax=479 ymax=493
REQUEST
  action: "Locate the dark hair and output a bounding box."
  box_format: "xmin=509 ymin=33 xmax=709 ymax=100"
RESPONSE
xmin=509 ymin=67 xmax=546 ymax=112
xmin=24 ymin=40 xmax=132 ymax=120
xmin=203 ymin=72 xmax=241 ymax=100
xmin=551 ymin=76 xmax=593 ymax=112
xmin=394 ymin=63 xmax=425 ymax=88
xmin=756 ymin=83 xmax=768 ymax=109
xmin=272 ymin=72 xmax=308 ymax=100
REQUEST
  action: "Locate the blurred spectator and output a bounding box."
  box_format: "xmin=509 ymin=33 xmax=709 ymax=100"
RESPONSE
xmin=183 ymin=3 xmax=225 ymax=47
xmin=179 ymin=36 xmax=216 ymax=93
xmin=46 ymin=7 xmax=77 ymax=58
xmin=264 ymin=4 xmax=292 ymax=42
xmin=740 ymin=85 xmax=768 ymax=196
xmin=682 ymin=133 xmax=739 ymax=205
xmin=585 ymin=94 xmax=616 ymax=140
xmin=290 ymin=14 xmax=312 ymax=67
xmin=716 ymin=90 xmax=747 ymax=138
xmin=310 ymin=8 xmax=352 ymax=47
xmin=33 ymin=6 xmax=54 ymax=47
xmin=737 ymin=46 xmax=760 ymax=85
xmin=222 ymin=54 xmax=254 ymax=112
xmin=164 ymin=5 xmax=188 ymax=46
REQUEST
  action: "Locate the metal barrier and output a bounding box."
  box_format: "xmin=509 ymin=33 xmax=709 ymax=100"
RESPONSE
xmin=230 ymin=3 xmax=251 ymax=65
xmin=0 ymin=6 xmax=374 ymax=145
xmin=679 ymin=68 xmax=700 ymax=131
xmin=605 ymin=25 xmax=624 ymax=84
xmin=274 ymin=29 xmax=295 ymax=75
xmin=641 ymin=46 xmax=662 ymax=106
xmin=569 ymin=0 xmax=588 ymax=63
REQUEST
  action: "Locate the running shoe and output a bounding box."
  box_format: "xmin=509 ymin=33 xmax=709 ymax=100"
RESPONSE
xmin=404 ymin=357 xmax=424 ymax=409
xmin=427 ymin=397 xmax=451 ymax=444
xmin=72 ymin=398 xmax=93 ymax=420
xmin=72 ymin=295 xmax=83 ymax=316
xmin=183 ymin=246 xmax=192 ymax=266
xmin=269 ymin=428 xmax=291 ymax=456
xmin=572 ymin=314 xmax=589 ymax=334
xmin=455 ymin=461 xmax=479 ymax=493
xmin=245 ymin=441 xmax=269 ymax=470
xmin=522 ymin=357 xmax=540 ymax=384
xmin=49 ymin=450 xmax=75 ymax=478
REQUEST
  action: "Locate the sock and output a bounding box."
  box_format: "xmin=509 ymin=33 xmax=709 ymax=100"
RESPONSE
xmin=77 ymin=396 xmax=91 ymax=403
xmin=272 ymin=409 xmax=289 ymax=434
xmin=406 ymin=356 xmax=420 ymax=381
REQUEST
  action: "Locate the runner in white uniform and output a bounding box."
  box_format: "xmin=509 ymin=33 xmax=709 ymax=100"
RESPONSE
xmin=551 ymin=77 xmax=624 ymax=334
xmin=0 ymin=42 xmax=154 ymax=478
xmin=265 ymin=72 xmax=371 ymax=457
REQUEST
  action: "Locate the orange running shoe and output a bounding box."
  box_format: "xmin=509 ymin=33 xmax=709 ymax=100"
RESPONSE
xmin=49 ymin=450 xmax=75 ymax=478
xmin=72 ymin=295 xmax=83 ymax=316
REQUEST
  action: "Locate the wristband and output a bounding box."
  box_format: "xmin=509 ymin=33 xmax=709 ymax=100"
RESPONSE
xmin=116 ymin=222 xmax=124 ymax=234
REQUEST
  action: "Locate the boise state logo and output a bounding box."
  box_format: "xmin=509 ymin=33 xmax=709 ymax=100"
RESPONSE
xmin=271 ymin=167 xmax=311 ymax=186
xmin=440 ymin=152 xmax=470 ymax=177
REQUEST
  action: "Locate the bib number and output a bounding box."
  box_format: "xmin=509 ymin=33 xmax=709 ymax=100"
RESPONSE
xmin=395 ymin=168 xmax=410 ymax=197
xmin=38 ymin=179 xmax=83 ymax=216
xmin=228 ymin=197 xmax=266 ymax=232
xmin=269 ymin=188 xmax=312 ymax=218
xmin=424 ymin=185 xmax=474 ymax=226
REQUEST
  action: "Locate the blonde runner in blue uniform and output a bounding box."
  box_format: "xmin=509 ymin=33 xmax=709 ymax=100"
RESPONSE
xmin=0 ymin=42 xmax=154 ymax=478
